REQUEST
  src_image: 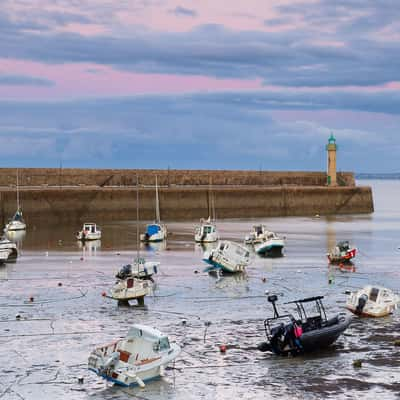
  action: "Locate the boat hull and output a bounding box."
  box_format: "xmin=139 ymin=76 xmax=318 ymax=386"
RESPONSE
xmin=5 ymin=221 xmax=26 ymax=231
xmin=76 ymin=232 xmax=101 ymax=241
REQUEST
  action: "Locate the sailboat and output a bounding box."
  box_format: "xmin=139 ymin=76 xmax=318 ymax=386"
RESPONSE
xmin=110 ymin=177 xmax=156 ymax=305
xmin=195 ymin=178 xmax=219 ymax=243
xmin=4 ymin=170 xmax=26 ymax=232
xmin=140 ymin=176 xmax=167 ymax=242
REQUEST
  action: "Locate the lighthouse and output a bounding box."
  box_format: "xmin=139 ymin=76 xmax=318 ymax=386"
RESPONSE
xmin=326 ymin=133 xmax=337 ymax=186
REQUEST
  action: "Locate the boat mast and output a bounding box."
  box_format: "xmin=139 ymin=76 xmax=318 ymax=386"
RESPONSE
xmin=155 ymin=175 xmax=160 ymax=223
xmin=16 ymin=168 xmax=20 ymax=211
xmin=136 ymin=175 xmax=140 ymax=260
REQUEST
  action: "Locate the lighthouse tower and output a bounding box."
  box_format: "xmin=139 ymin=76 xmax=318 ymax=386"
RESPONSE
xmin=326 ymin=133 xmax=337 ymax=186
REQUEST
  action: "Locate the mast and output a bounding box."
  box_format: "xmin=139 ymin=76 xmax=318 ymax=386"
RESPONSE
xmin=136 ymin=175 xmax=140 ymax=260
xmin=155 ymin=175 xmax=160 ymax=223
xmin=16 ymin=168 xmax=20 ymax=211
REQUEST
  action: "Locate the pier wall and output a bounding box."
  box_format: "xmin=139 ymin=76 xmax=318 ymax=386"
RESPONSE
xmin=0 ymin=168 xmax=355 ymax=187
xmin=0 ymin=185 xmax=373 ymax=224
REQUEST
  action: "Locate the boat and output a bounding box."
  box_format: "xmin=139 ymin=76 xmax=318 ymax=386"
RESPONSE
xmin=140 ymin=176 xmax=167 ymax=243
xmin=346 ymin=285 xmax=400 ymax=317
xmin=327 ymin=241 xmax=356 ymax=263
xmin=245 ymin=224 xmax=271 ymax=244
xmin=258 ymin=295 xmax=351 ymax=356
xmin=195 ymin=217 xmax=219 ymax=243
xmin=5 ymin=171 xmax=26 ymax=232
xmin=116 ymin=258 xmax=159 ymax=282
xmin=110 ymin=176 xmax=158 ymax=305
xmin=76 ymin=223 xmax=102 ymax=241
xmin=203 ymin=240 xmax=250 ymax=273
xmin=252 ymin=229 xmax=285 ymax=257
xmin=88 ymin=324 xmax=181 ymax=387
xmin=110 ymin=277 xmax=151 ymax=306
xmin=0 ymin=237 xmax=18 ymax=262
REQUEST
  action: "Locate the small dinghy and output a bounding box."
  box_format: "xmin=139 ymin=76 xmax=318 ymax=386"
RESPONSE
xmin=88 ymin=324 xmax=181 ymax=387
xmin=195 ymin=217 xmax=219 ymax=243
xmin=253 ymin=230 xmax=285 ymax=257
xmin=76 ymin=222 xmax=102 ymax=241
xmin=346 ymin=285 xmax=400 ymax=317
xmin=258 ymin=295 xmax=351 ymax=356
xmin=0 ymin=237 xmax=18 ymax=262
xmin=116 ymin=258 xmax=159 ymax=282
xmin=327 ymin=241 xmax=356 ymax=263
xmin=203 ymin=240 xmax=250 ymax=273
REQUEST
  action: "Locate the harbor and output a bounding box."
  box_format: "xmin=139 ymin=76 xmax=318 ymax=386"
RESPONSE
xmin=0 ymin=179 xmax=398 ymax=400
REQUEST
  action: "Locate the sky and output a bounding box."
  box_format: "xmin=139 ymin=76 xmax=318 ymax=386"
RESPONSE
xmin=1 ymin=0 xmax=400 ymax=172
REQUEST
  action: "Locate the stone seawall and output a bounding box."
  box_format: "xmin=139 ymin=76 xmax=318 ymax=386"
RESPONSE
xmin=0 ymin=185 xmax=373 ymax=224
xmin=0 ymin=168 xmax=355 ymax=187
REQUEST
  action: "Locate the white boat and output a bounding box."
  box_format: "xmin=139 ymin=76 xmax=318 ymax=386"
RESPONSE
xmin=195 ymin=217 xmax=219 ymax=243
xmin=0 ymin=237 xmax=18 ymax=262
xmin=140 ymin=176 xmax=167 ymax=242
xmin=346 ymin=285 xmax=400 ymax=317
xmin=253 ymin=231 xmax=285 ymax=257
xmin=88 ymin=324 xmax=180 ymax=387
xmin=116 ymin=258 xmax=159 ymax=281
xmin=110 ymin=277 xmax=151 ymax=305
xmin=203 ymin=240 xmax=250 ymax=273
xmin=76 ymin=223 xmax=102 ymax=241
xmin=5 ymin=170 xmax=26 ymax=232
xmin=111 ymin=177 xmax=159 ymax=305
xmin=245 ymin=224 xmax=271 ymax=244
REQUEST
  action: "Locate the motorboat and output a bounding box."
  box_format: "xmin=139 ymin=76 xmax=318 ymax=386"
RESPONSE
xmin=327 ymin=241 xmax=356 ymax=263
xmin=245 ymin=224 xmax=271 ymax=244
xmin=140 ymin=223 xmax=167 ymax=243
xmin=116 ymin=258 xmax=159 ymax=282
xmin=5 ymin=170 xmax=26 ymax=232
xmin=88 ymin=324 xmax=181 ymax=387
xmin=346 ymin=285 xmax=400 ymax=317
xmin=253 ymin=231 xmax=285 ymax=257
xmin=140 ymin=176 xmax=167 ymax=243
xmin=194 ymin=217 xmax=219 ymax=243
xmin=203 ymin=240 xmax=250 ymax=273
xmin=258 ymin=295 xmax=351 ymax=356
xmin=0 ymin=237 xmax=18 ymax=262
xmin=4 ymin=210 xmax=26 ymax=232
xmin=110 ymin=276 xmax=151 ymax=305
xmin=76 ymin=222 xmax=102 ymax=241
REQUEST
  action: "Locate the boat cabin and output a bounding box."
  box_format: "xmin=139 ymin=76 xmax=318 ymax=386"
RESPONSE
xmin=127 ymin=324 xmax=172 ymax=353
xmin=83 ymin=223 xmax=99 ymax=233
xmin=218 ymin=241 xmax=250 ymax=263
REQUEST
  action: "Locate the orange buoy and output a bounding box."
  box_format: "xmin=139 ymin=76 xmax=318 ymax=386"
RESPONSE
xmin=219 ymin=344 xmax=227 ymax=353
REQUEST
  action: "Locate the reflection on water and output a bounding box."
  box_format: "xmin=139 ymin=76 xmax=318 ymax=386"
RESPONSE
xmin=77 ymin=239 xmax=101 ymax=256
xmin=0 ymin=180 xmax=400 ymax=400
xmin=140 ymin=240 xmax=167 ymax=253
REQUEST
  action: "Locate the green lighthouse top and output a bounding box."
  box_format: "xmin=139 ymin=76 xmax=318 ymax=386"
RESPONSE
xmin=326 ymin=133 xmax=337 ymax=150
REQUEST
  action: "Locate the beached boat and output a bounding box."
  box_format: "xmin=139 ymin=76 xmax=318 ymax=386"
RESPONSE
xmin=111 ymin=177 xmax=159 ymax=305
xmin=76 ymin=223 xmax=102 ymax=241
xmin=116 ymin=258 xmax=159 ymax=282
xmin=195 ymin=217 xmax=219 ymax=243
xmin=245 ymin=224 xmax=271 ymax=244
xmin=4 ymin=171 xmax=26 ymax=232
xmin=258 ymin=295 xmax=351 ymax=356
xmin=110 ymin=276 xmax=151 ymax=305
xmin=327 ymin=241 xmax=356 ymax=263
xmin=0 ymin=237 xmax=18 ymax=262
xmin=253 ymin=231 xmax=285 ymax=257
xmin=140 ymin=176 xmax=167 ymax=243
xmin=203 ymin=240 xmax=250 ymax=273
xmin=346 ymin=285 xmax=400 ymax=317
xmin=88 ymin=324 xmax=181 ymax=387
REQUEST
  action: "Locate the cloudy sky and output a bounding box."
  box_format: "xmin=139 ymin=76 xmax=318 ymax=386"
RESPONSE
xmin=1 ymin=0 xmax=399 ymax=171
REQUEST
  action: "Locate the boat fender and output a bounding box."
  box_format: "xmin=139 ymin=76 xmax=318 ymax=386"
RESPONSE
xmin=136 ymin=375 xmax=145 ymax=388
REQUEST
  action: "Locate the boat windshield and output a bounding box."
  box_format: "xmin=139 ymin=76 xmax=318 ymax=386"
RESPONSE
xmin=159 ymin=337 xmax=170 ymax=351
xmin=203 ymin=226 xmax=213 ymax=234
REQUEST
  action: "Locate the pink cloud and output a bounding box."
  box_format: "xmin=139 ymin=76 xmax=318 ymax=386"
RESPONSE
xmin=0 ymin=59 xmax=263 ymax=100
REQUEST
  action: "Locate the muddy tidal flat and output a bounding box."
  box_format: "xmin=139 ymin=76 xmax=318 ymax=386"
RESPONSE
xmin=0 ymin=180 xmax=399 ymax=400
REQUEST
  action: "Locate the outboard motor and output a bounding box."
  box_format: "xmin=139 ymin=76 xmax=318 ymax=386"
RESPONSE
xmin=356 ymin=294 xmax=368 ymax=315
